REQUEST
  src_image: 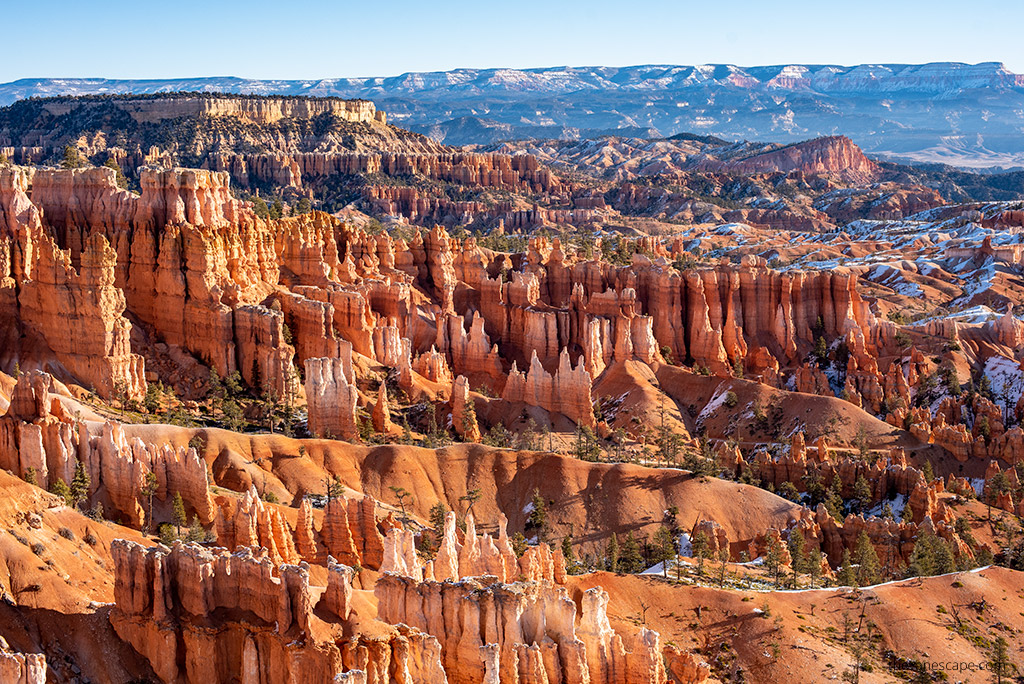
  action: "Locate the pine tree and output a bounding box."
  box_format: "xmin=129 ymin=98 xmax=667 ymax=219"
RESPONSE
xmin=605 ymin=533 xmax=620 ymax=573
xmin=511 ymin=532 xmax=527 ymax=557
xmin=788 ymin=530 xmax=807 ymax=587
xmin=561 ymin=534 xmax=579 ymax=574
xmin=854 ymin=530 xmax=881 ymax=586
xmin=807 ymin=549 xmax=824 ymax=588
xmin=50 ymin=478 xmax=71 ymax=505
xmin=922 ymin=460 xmax=935 ymax=483
xmin=693 ymin=531 xmax=711 ymax=576
xmin=620 ymin=532 xmax=645 ymax=574
xmin=837 ymin=549 xmax=857 ymax=587
xmin=825 ymin=476 xmax=845 ymax=521
xmin=142 ymin=472 xmax=158 ymax=535
xmin=907 ymin=532 xmax=936 ymax=577
xmin=428 ymin=502 xmax=449 ymax=546
xmin=990 ymin=636 xmax=1012 ymax=684
xmin=172 ymin=492 xmax=187 ymax=535
xmin=60 ymin=144 xmax=83 ymax=169
xmin=526 ymin=489 xmax=548 ymax=541
xmin=853 ymin=474 xmax=873 ymax=514
xmin=764 ymin=534 xmax=784 ymax=587
xmin=70 ymin=460 xmax=90 ymax=509
xmin=933 ymin=537 xmax=956 ymax=575
xmin=653 ymin=526 xmax=676 ymax=578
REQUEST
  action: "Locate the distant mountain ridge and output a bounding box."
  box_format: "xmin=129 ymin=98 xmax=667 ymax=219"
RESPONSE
xmin=4 ymin=62 xmax=1024 ymax=166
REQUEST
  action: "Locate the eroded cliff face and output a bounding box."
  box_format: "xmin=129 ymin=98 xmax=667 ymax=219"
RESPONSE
xmin=2 ymin=161 xmax=1010 ymax=459
xmin=109 ymin=534 xmax=671 ymax=684
xmin=0 ymin=371 xmax=213 ymax=528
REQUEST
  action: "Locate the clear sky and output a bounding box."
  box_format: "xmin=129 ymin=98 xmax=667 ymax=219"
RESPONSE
xmin=4 ymin=0 xmax=1022 ymax=81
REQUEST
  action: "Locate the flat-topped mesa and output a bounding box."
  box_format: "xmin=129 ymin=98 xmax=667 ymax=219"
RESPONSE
xmin=37 ymin=94 xmax=385 ymax=126
xmin=16 ymin=231 xmax=146 ymax=400
xmin=376 ymin=573 xmax=664 ymax=684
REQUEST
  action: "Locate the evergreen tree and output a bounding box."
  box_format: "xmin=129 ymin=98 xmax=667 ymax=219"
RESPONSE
xmin=692 ymin=531 xmax=711 ymax=576
xmin=460 ymin=489 xmax=482 ymax=517
xmin=837 ymin=549 xmax=857 ymax=587
xmin=803 ymin=469 xmax=825 ymax=506
xmin=511 ymin=532 xmax=527 ymax=557
xmin=907 ymin=532 xmax=936 ymax=577
xmin=104 ymin=157 xmax=128 ymax=188
xmin=652 ymin=526 xmax=676 ymax=578
xmin=933 ymin=537 xmax=956 ymax=575
xmin=561 ymin=534 xmax=579 ymax=574
xmin=788 ymin=530 xmax=807 ymax=587
xmin=70 ymin=460 xmax=90 ymax=509
xmin=853 ymin=474 xmax=873 ymax=514
xmin=764 ymin=534 xmax=784 ymax=587
xmin=186 ymin=516 xmax=207 ymax=543
xmin=605 ymin=533 xmax=620 ymax=573
xmin=922 ymin=460 xmax=935 ymax=483
xmin=620 ymin=532 xmax=645 ymax=573
xmin=50 ymin=478 xmax=71 ymax=505
xmin=854 ymin=530 xmax=881 ymax=586
xmin=526 ymin=489 xmax=547 ymax=541
xmin=428 ymin=501 xmax=449 ymax=546
xmin=989 ymin=636 xmax=1013 ymax=684
xmin=807 ymin=549 xmax=824 ymax=588
xmin=172 ymin=492 xmax=187 ymax=535
xmin=60 ymin=144 xmax=83 ymax=169
xmin=825 ymin=477 xmax=845 ymax=521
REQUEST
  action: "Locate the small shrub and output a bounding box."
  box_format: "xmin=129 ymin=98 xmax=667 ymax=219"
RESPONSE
xmin=59 ymin=527 xmax=75 ymax=541
xmin=83 ymin=530 xmax=98 ymax=546
xmin=724 ymin=391 xmax=738 ymax=408
xmin=30 ymin=542 xmax=46 ymax=556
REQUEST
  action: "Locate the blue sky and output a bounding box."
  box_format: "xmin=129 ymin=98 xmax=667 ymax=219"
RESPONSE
xmin=4 ymin=0 xmax=1022 ymax=81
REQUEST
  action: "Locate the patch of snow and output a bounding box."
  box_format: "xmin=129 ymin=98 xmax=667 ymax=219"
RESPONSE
xmin=983 ymin=355 xmax=1024 ymax=407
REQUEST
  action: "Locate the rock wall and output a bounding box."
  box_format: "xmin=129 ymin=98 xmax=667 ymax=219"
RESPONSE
xmin=109 ymin=539 xmax=448 ymax=684
xmin=305 ymin=355 xmax=358 ymax=441
xmin=0 ymin=371 xmax=213 ymax=528
xmin=376 ymin=573 xmax=664 ymax=684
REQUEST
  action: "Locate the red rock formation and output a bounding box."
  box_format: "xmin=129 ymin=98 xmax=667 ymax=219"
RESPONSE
xmin=16 ymin=232 xmax=145 ymax=399
xmin=694 ymin=136 xmax=879 ymax=184
xmin=0 ymin=640 xmax=46 ymax=684
xmin=376 ymin=573 xmax=664 ymax=684
xmin=305 ymin=355 xmax=358 ymax=441
xmin=503 ymin=349 xmax=595 ymax=428
xmin=0 ymin=371 xmax=213 ymax=527
xmin=450 ymin=375 xmax=481 ymax=442
xmin=109 ymin=539 xmax=447 ymax=683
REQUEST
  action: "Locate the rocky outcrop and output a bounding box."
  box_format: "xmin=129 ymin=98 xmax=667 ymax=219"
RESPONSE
xmin=0 ymin=639 xmax=46 ymax=684
xmin=450 ymin=375 xmax=480 ymax=442
xmin=377 ymin=573 xmax=664 ymax=684
xmin=16 ymin=231 xmax=145 ymax=399
xmin=503 ymin=349 xmax=595 ymax=428
xmin=694 ymin=136 xmax=879 ymax=184
xmin=109 ymin=539 xmax=448 ymax=683
xmin=305 ymin=356 xmax=358 ymax=441
xmin=0 ymin=371 xmax=213 ymax=527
